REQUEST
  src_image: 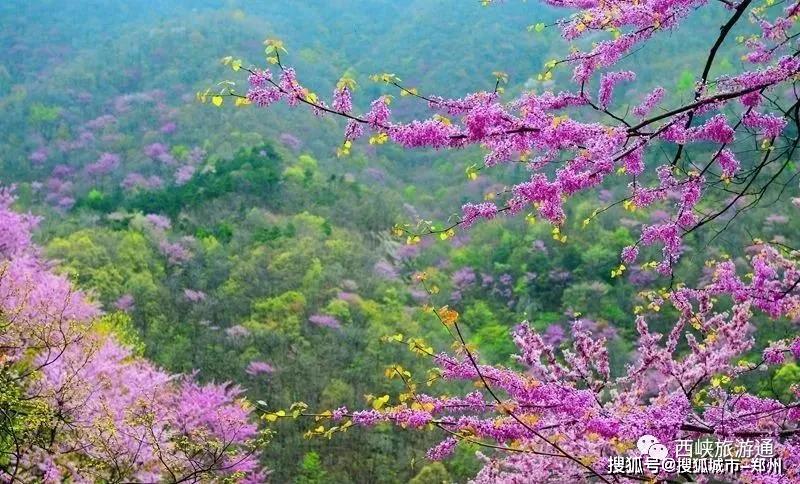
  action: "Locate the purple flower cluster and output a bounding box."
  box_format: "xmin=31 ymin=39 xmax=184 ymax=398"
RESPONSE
xmin=308 ymin=314 xmax=341 ymax=329
xmin=245 ymin=360 xmax=274 ymax=376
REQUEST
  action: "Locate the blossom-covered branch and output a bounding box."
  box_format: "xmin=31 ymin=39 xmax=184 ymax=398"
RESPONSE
xmin=210 ymin=0 xmax=799 ymax=278
xmin=210 ymin=0 xmax=800 ymax=481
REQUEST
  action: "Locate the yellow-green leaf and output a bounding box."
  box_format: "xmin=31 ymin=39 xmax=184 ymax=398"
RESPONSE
xmin=369 ymin=132 xmax=389 ymax=145
xmin=372 ymin=395 xmax=390 ymax=410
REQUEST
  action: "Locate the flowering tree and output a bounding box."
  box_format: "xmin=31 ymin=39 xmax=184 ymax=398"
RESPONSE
xmin=0 ymin=187 xmax=267 ymax=482
xmin=208 ymin=0 xmax=800 ymax=481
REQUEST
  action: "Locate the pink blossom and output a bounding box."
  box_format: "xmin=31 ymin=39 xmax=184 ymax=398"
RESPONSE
xmin=85 ymin=152 xmax=120 ymax=176
xmin=308 ymin=314 xmax=341 ymax=329
xmin=144 ymin=142 xmax=169 ymax=158
xmin=144 ymin=213 xmax=171 ymax=231
xmin=461 ymin=202 xmax=499 ymax=227
xmin=245 ymin=360 xmax=275 ymax=375
xmin=160 ymin=121 xmax=177 ymax=134
xmin=621 ymin=245 xmax=639 ymax=264
xmin=28 ymin=147 xmax=49 ymax=164
xmin=632 ymin=87 xmax=665 ymax=118
xmin=332 ymin=86 xmax=353 ymax=113
xmin=183 ymin=288 xmax=206 ymax=303
xmin=743 ymin=111 xmax=787 ymax=138
xmin=174 ymin=164 xmax=195 ymax=185
xmin=597 ymin=71 xmax=635 ymax=108
xmin=717 ymin=149 xmax=740 ymax=178
xmin=114 ymin=294 xmax=135 ymax=312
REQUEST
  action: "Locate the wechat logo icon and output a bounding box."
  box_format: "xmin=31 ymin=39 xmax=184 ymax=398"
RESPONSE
xmin=637 ymin=434 xmax=668 ymax=461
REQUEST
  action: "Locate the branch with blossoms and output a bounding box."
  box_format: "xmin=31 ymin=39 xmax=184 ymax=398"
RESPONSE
xmin=207 ymin=0 xmax=800 ymax=481
xmin=207 ymin=1 xmax=799 ymax=278
xmin=259 ymin=244 xmax=800 ymax=482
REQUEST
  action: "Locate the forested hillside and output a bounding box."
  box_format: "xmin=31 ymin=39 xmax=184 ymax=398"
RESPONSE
xmin=1 ymin=1 xmax=799 ymax=482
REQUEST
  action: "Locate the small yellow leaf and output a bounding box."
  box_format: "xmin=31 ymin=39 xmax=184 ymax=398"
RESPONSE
xmin=264 ymin=409 xmax=285 ymax=422
xmin=492 ymin=71 xmax=509 ymax=84
xmin=336 ymin=140 xmax=352 ymax=158
xmin=372 ymin=395 xmax=390 ymax=410
xmin=439 ymin=306 xmax=459 ymax=326
xmin=434 ymin=114 xmax=452 ymax=126
xmin=466 ymin=164 xmax=480 ymax=180
xmin=211 ymin=96 xmax=223 ymax=107
xmin=439 ymin=228 xmax=455 ymax=240
xmin=390 ymin=225 xmax=406 ymax=237
xmin=369 ymin=132 xmax=389 ymax=145
xmin=263 ymin=38 xmax=287 ymax=53
xmin=337 ymin=76 xmax=357 ymax=90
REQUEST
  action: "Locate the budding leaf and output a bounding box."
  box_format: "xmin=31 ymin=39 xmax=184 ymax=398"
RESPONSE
xmin=372 ymin=394 xmax=390 ymax=410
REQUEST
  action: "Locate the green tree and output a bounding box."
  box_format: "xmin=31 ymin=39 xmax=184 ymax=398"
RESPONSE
xmin=409 ymin=462 xmax=450 ymax=484
xmin=295 ymin=451 xmax=328 ymax=484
